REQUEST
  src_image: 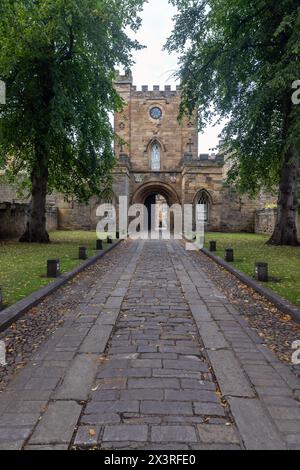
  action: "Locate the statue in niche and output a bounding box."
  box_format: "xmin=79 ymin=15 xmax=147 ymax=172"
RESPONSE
xmin=151 ymin=143 xmax=161 ymax=171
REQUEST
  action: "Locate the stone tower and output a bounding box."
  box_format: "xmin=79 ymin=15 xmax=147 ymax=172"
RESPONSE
xmin=111 ymin=71 xmax=266 ymax=233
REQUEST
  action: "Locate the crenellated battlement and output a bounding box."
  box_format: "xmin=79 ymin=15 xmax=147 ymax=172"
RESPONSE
xmin=115 ymin=72 xmax=179 ymax=95
xmin=131 ymin=84 xmax=180 ymax=93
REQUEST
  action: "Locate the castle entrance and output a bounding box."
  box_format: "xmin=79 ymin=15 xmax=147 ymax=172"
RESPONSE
xmin=132 ymin=181 xmax=181 ymax=234
xmin=144 ymin=194 xmax=168 ymax=232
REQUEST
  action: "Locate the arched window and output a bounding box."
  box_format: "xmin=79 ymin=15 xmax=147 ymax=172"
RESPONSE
xmin=197 ymin=191 xmax=210 ymax=222
xmin=151 ymin=143 xmax=161 ymax=171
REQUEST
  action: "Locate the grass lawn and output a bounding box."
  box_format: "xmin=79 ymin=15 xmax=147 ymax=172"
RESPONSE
xmin=0 ymin=231 xmax=113 ymax=308
xmin=204 ymin=232 xmax=300 ymax=308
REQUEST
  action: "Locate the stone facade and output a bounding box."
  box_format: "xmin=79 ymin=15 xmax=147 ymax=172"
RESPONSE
xmin=0 ymin=73 xmax=276 ymax=236
xmin=255 ymin=208 xmax=300 ymax=235
xmin=0 ymin=202 xmax=57 ymax=239
xmin=112 ymin=72 xmax=274 ymax=233
xmin=54 ymin=195 xmax=101 ymax=231
xmin=0 ymin=180 xmax=57 ymax=239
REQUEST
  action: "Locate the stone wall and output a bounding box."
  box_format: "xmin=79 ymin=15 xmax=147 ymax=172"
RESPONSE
xmin=0 ymin=179 xmax=101 ymax=234
xmin=0 ymin=180 xmax=63 ymax=237
xmin=54 ymin=195 xmax=102 ymax=231
xmin=0 ymin=181 xmax=56 ymax=205
xmin=0 ymin=202 xmax=57 ymax=239
xmin=255 ymin=208 xmax=300 ymax=236
xmin=219 ymin=189 xmax=257 ymax=233
xmin=0 ymin=182 xmax=29 ymax=204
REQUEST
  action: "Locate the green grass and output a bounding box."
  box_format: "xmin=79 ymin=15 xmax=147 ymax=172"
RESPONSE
xmin=204 ymin=232 xmax=300 ymax=308
xmin=0 ymin=231 xmax=113 ymax=307
xmin=2 ymin=230 xmax=299 ymax=310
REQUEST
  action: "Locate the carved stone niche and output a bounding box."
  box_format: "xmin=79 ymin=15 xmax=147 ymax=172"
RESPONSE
xmin=182 ymin=153 xmax=193 ymax=164
xmin=119 ymin=155 xmax=130 ymax=167
xmin=134 ymin=174 xmax=144 ymax=184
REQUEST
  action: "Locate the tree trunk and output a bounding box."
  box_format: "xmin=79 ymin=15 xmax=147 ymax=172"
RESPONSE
xmin=20 ymin=61 xmax=54 ymax=244
xmin=268 ymin=145 xmax=299 ymax=246
xmin=19 ymin=143 xmax=50 ymax=243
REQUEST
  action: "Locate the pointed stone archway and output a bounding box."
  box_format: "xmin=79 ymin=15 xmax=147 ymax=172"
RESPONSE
xmin=131 ymin=181 xmax=180 ymax=206
xmin=131 ymin=182 xmax=181 ymax=232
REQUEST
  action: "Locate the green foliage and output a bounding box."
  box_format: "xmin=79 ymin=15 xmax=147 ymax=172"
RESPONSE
xmin=166 ymin=0 xmax=300 ymax=196
xmin=0 ymin=0 xmax=144 ymax=201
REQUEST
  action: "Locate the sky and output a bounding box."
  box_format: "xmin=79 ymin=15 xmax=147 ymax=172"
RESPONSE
xmin=129 ymin=0 xmax=224 ymax=154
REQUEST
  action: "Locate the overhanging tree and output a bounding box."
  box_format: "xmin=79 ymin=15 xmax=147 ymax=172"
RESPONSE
xmin=0 ymin=0 xmax=144 ymax=242
xmin=166 ymin=0 xmax=300 ymax=245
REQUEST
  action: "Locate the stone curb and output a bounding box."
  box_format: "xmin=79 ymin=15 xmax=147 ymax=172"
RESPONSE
xmin=0 ymin=239 xmax=123 ymax=332
xmin=201 ymin=247 xmax=300 ymax=324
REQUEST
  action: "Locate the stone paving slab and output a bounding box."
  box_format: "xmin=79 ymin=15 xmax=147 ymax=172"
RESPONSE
xmin=207 ymin=350 xmax=255 ymax=398
xmin=79 ymin=325 xmax=114 ymax=354
xmin=174 ymin=241 xmax=300 ymax=449
xmin=55 ymin=354 xmax=99 ymax=401
xmin=0 ymin=239 xmax=299 ymax=450
xmin=228 ymin=397 xmax=286 ymax=450
xmin=0 ymin=240 xmax=140 ymax=449
xmin=29 ymin=401 xmax=82 ymax=445
xmin=0 ymin=427 xmax=32 ymax=450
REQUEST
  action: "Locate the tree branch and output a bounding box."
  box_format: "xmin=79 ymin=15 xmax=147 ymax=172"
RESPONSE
xmin=59 ymin=26 xmax=74 ymax=64
xmin=196 ymin=4 xmax=271 ymax=74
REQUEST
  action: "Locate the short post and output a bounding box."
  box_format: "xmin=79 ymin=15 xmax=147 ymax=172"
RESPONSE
xmin=116 ymin=231 xmax=120 ymax=240
xmin=47 ymin=259 xmax=60 ymax=278
xmin=79 ymin=247 xmax=88 ymax=260
xmin=107 ymin=236 xmax=113 ymax=245
xmin=209 ymin=241 xmax=217 ymax=252
xmin=0 ymin=286 xmax=3 ymax=310
xmin=255 ymin=262 xmax=269 ymax=282
xmin=225 ymin=248 xmax=234 ymax=262
xmin=96 ymin=239 xmax=103 ymax=251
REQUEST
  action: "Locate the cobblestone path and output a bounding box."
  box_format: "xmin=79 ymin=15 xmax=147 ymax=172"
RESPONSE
xmin=0 ymin=239 xmax=299 ymax=450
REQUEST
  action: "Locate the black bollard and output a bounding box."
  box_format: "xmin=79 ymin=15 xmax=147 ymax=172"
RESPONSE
xmin=47 ymin=259 xmax=60 ymax=278
xmin=0 ymin=286 xmax=3 ymax=310
xmin=79 ymin=247 xmax=88 ymax=260
xmin=209 ymin=241 xmax=217 ymax=252
xmin=255 ymin=262 xmax=269 ymax=282
xmin=96 ymin=239 xmax=103 ymax=251
xmin=116 ymin=231 xmax=120 ymax=240
xmin=107 ymin=236 xmax=113 ymax=245
xmin=225 ymin=248 xmax=234 ymax=262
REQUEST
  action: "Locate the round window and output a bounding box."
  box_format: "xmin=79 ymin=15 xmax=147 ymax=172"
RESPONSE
xmin=149 ymin=106 xmax=162 ymax=120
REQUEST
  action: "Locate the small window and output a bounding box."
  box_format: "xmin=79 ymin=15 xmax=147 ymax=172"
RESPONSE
xmin=151 ymin=143 xmax=161 ymax=171
xmin=197 ymin=192 xmax=210 ymax=222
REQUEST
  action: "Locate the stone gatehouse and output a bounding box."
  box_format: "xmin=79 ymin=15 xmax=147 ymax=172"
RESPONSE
xmin=0 ymin=72 xmax=276 ymax=237
xmin=112 ymin=72 xmax=273 ymax=233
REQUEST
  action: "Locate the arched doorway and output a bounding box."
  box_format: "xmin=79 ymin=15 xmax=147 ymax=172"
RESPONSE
xmin=132 ymin=182 xmax=181 ymax=233
xmin=144 ymin=194 xmax=168 ymax=231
